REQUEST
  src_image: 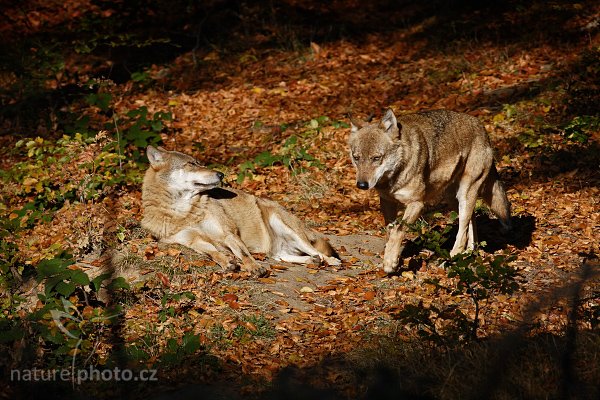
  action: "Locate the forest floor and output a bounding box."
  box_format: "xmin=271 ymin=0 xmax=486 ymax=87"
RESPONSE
xmin=1 ymin=1 xmax=599 ymax=399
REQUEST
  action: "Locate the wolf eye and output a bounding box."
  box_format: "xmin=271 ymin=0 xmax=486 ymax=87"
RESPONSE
xmin=371 ymin=155 xmax=382 ymax=162
xmin=352 ymin=154 xmax=360 ymax=161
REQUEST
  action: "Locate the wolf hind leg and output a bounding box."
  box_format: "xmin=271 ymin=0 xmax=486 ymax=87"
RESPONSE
xmin=451 ymin=172 xmax=487 ymax=257
xmin=268 ymin=214 xmax=341 ymax=265
xmin=275 ymin=254 xmax=320 ymax=264
xmin=467 ymin=218 xmax=478 ymax=250
xmin=481 ymin=163 xmax=512 ymax=231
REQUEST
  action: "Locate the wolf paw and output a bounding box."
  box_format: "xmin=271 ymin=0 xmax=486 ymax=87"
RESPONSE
xmin=449 ymin=248 xmax=464 ymax=257
xmin=324 ymin=256 xmax=342 ymax=266
xmin=244 ymin=263 xmax=269 ymax=277
xmin=223 ymin=259 xmax=239 ymax=272
xmin=310 ymin=255 xmax=322 ymax=264
xmin=382 ymin=260 xmax=398 ymax=274
xmin=253 ymin=265 xmax=269 ymax=277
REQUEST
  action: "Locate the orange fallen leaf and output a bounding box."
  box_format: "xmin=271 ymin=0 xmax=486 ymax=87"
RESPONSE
xmin=222 ymin=293 xmax=238 ymax=303
xmin=363 ymin=291 xmax=376 ymax=301
xmin=156 ymin=272 xmax=170 ymax=287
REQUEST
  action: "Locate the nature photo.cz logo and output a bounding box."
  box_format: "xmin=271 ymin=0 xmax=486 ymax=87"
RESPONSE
xmin=10 ymin=366 xmax=158 ymax=385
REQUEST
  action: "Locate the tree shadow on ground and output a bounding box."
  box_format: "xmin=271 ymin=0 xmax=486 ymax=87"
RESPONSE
xmin=16 ymin=327 xmax=598 ymax=400
xmin=6 ymin=223 xmax=597 ymax=400
xmin=398 ymin=213 xmax=535 ymax=266
xmin=476 ymin=214 xmax=536 ymax=252
xmin=410 ymin=0 xmax=588 ymax=54
xmin=463 ymin=46 xmax=600 ymax=190
xmin=2 ymin=0 xmax=595 ymax=134
xmin=154 ymin=255 xmax=599 ymax=400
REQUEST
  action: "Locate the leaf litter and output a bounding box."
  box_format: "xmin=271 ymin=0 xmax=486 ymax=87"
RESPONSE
xmin=1 ymin=0 xmax=599 ymax=397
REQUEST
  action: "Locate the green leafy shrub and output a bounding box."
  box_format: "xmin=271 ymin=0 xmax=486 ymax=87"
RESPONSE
xmin=237 ymin=135 xmax=321 ymax=183
xmin=9 ymin=132 xmax=142 ymax=208
xmin=396 ymin=218 xmax=520 ymax=343
xmin=161 ymin=332 xmax=203 ymax=364
xmin=563 ymin=115 xmax=599 ymax=144
xmin=235 ymin=115 xmax=347 ymax=183
xmin=0 ymin=247 xmax=130 ymax=367
xmin=65 ymin=90 xmax=172 ymax=161
xmin=409 ymin=212 xmax=457 ymax=258
xmin=117 ymin=106 xmax=172 ymax=152
xmin=158 ymin=290 xmax=196 ymax=323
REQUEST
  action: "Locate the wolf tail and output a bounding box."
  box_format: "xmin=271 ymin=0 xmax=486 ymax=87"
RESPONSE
xmin=481 ymin=163 xmax=512 ymax=231
xmin=312 ymin=237 xmax=340 ymax=260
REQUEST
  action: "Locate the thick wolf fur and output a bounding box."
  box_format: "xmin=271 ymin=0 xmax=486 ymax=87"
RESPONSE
xmin=141 ymin=146 xmax=340 ymax=276
xmin=349 ymin=109 xmax=511 ymax=273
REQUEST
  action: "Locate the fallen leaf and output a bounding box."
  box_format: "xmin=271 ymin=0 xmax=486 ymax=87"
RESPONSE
xmin=363 ymin=291 xmax=376 ymax=301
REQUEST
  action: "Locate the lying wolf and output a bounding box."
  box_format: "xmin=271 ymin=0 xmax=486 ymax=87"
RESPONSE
xmin=141 ymin=146 xmax=340 ymax=276
xmin=349 ymin=109 xmax=512 ymax=273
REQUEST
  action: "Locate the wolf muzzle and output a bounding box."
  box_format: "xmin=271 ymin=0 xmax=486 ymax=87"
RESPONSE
xmin=356 ymin=181 xmax=369 ymax=190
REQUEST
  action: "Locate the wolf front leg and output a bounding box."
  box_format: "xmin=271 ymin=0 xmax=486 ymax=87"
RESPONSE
xmin=165 ymin=228 xmax=238 ymax=272
xmin=221 ymin=233 xmax=268 ymax=276
xmin=382 ymin=201 xmax=424 ymax=273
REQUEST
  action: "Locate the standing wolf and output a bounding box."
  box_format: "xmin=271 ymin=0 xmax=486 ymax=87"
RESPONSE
xmin=141 ymin=146 xmax=340 ymax=276
xmin=349 ymin=109 xmax=511 ymax=273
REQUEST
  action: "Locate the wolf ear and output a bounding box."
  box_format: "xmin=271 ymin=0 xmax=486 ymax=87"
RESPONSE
xmin=147 ymin=145 xmax=165 ymax=168
xmin=380 ymin=109 xmax=399 ymax=134
xmin=350 ymin=117 xmax=364 ymax=134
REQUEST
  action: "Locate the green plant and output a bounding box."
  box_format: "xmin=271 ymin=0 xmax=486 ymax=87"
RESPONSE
xmin=16 ymin=252 xmax=131 ymax=366
xmin=34 ymin=253 xmax=130 ymax=302
xmin=44 ymin=297 xmax=120 ymax=364
xmin=161 ymin=331 xmax=203 ymax=364
xmin=237 ymin=135 xmax=321 ymax=183
xmin=563 ymin=115 xmax=599 ymax=144
xmin=444 ymin=250 xmax=518 ymax=335
xmin=232 ymin=314 xmax=275 ymax=341
xmin=86 ymin=92 xmax=113 ymax=112
xmin=396 ymin=218 xmax=519 ymax=343
xmin=131 ymin=70 xmax=151 ymax=83
xmin=117 ymin=106 xmax=172 ymax=152
xmin=408 ymin=212 xmax=457 ymax=258
xmin=0 ymin=234 xmax=28 ymax=345
xmin=517 ymin=128 xmax=544 ymax=148
xmin=35 ymin=253 xmax=82 ymax=299
xmin=234 ymin=115 xmax=352 ymax=182
xmin=73 ymin=31 xmax=170 ymax=56
xmin=158 ymin=290 xmax=196 ymax=323
xmin=0 ymin=230 xmax=27 ymax=290
xmin=9 ymin=132 xmax=142 ymax=208
xmin=64 ymin=89 xmax=172 ymax=160
xmin=3 ymin=276 xmax=127 ymax=368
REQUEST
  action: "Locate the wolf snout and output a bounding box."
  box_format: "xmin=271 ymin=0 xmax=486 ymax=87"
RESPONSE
xmin=356 ymin=181 xmax=370 ymax=190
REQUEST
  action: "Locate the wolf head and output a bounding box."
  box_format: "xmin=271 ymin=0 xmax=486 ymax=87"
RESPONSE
xmin=349 ymin=109 xmax=402 ymax=190
xmin=146 ymin=146 xmax=224 ymax=194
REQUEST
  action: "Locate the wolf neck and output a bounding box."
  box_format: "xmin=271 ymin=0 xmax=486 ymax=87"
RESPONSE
xmin=376 ymin=146 xmax=407 ymax=190
xmin=171 ymin=190 xmax=198 ymax=214
xmin=142 ymin=182 xmax=205 ymax=239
